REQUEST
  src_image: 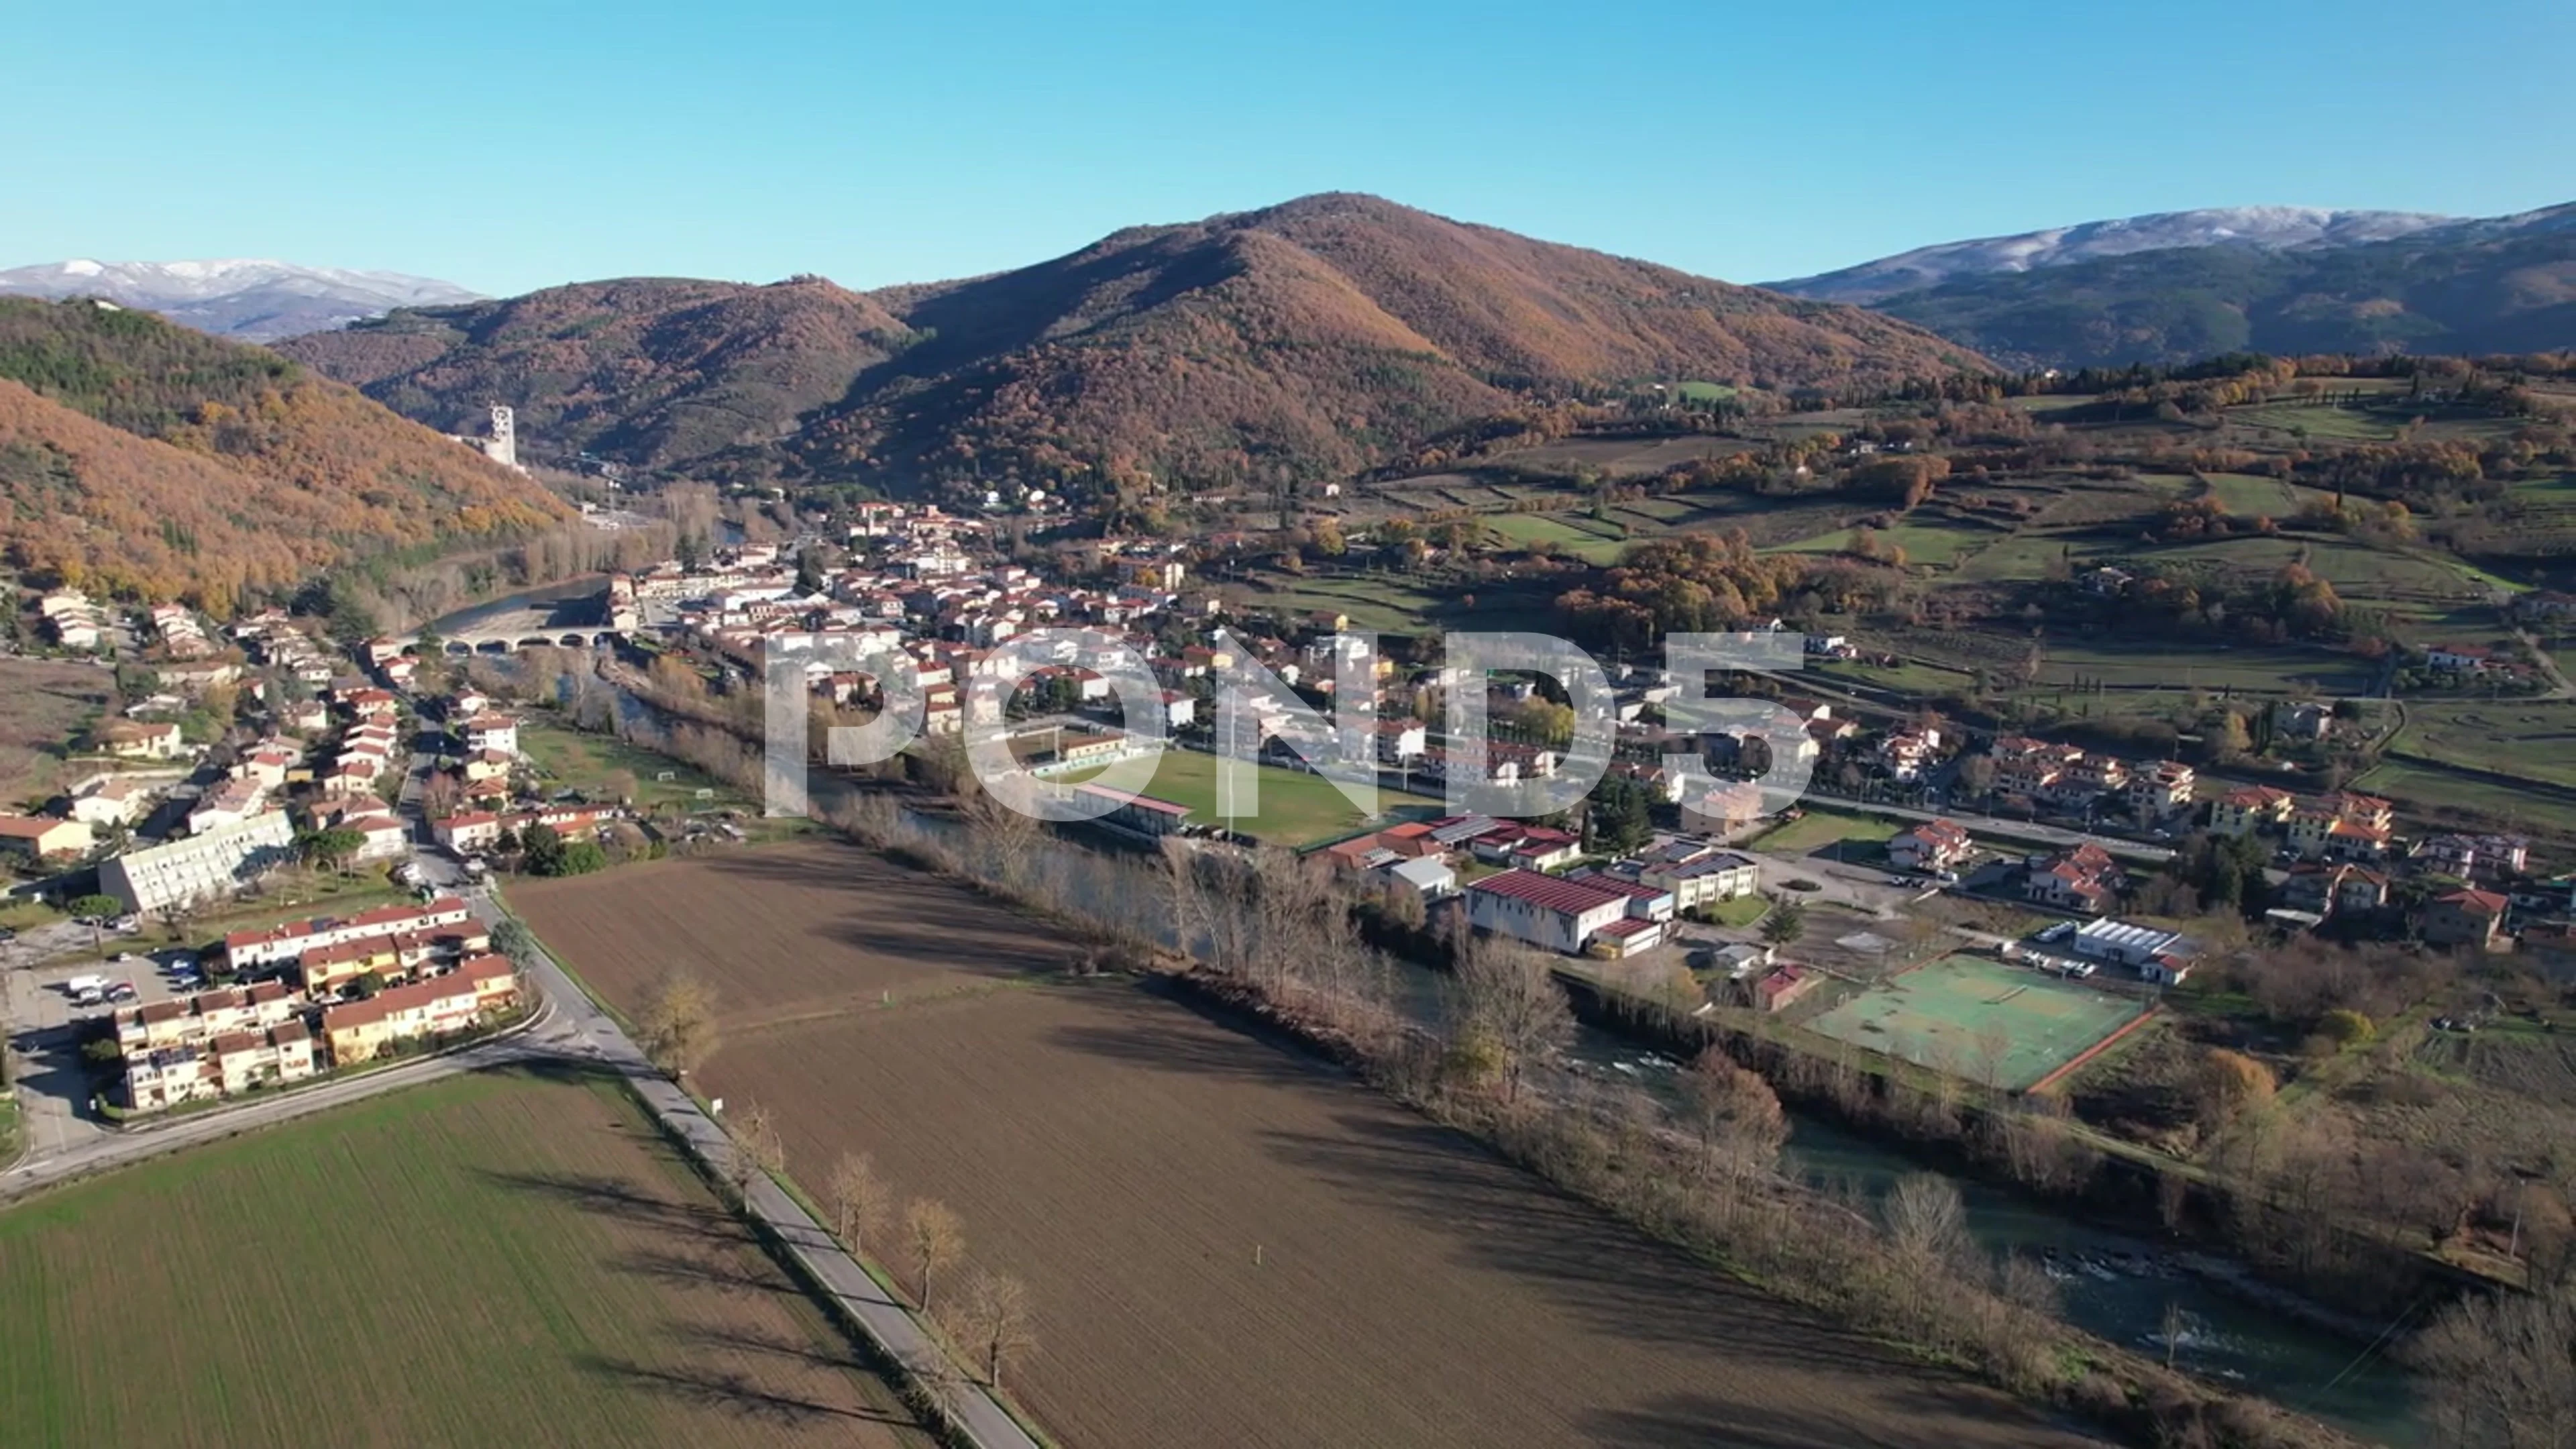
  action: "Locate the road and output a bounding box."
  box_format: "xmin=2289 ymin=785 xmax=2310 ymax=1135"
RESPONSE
xmin=0 ymin=718 xmax=1036 ymax=1449
xmin=1801 ymin=791 xmax=2176 ymax=865
xmin=402 ymin=734 xmax=1037 ymax=1446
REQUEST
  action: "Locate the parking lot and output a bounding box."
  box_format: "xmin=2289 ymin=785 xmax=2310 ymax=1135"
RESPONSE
xmin=3 ymin=922 xmax=207 ymax=1163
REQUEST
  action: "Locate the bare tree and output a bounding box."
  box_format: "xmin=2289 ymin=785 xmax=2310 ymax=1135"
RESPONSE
xmin=961 ymin=778 xmax=1045 ymax=896
xmin=727 ymin=1098 xmax=784 ymax=1204
xmin=1883 ymin=1172 xmax=1970 ymax=1271
xmin=1681 ymin=1047 xmax=1787 ymax=1198
xmin=636 ymin=970 xmax=720 ymax=1078
xmin=904 ymin=1197 xmax=967 ymax=1313
xmin=958 ymin=1268 xmax=1035 ymax=1391
xmin=2408 ymin=1279 xmax=2576 ymax=1448
xmin=828 ymin=1150 xmax=892 ymax=1260
xmin=900 ymin=1342 xmax=969 ymax=1434
xmin=1450 ymin=939 xmax=1573 ymax=1104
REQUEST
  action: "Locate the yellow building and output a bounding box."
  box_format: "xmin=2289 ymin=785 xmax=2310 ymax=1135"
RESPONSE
xmin=321 ymin=956 xmax=520 ymax=1065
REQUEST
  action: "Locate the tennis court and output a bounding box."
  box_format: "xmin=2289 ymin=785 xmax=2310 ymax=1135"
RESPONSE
xmin=1803 ymin=955 xmax=2148 ymax=1091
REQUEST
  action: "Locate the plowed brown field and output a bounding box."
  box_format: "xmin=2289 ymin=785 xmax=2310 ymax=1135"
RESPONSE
xmin=517 ymin=843 xmax=2104 ymax=1449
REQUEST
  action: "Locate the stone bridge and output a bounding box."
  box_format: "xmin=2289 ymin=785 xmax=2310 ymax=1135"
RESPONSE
xmin=391 ymin=595 xmax=619 ymax=657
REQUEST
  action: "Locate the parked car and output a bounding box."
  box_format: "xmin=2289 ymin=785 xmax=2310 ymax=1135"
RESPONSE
xmin=107 ymin=981 xmax=138 ymax=1003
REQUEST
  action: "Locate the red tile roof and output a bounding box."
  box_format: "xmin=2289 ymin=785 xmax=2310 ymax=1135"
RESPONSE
xmin=1468 ymin=869 xmax=1626 ymax=915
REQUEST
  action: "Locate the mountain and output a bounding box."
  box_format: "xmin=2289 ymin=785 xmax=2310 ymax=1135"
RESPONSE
xmin=0 ymin=298 xmax=571 ymax=612
xmin=1770 ymin=203 xmax=2576 ymax=370
xmin=278 ymin=275 xmax=917 ymax=476
xmin=280 ymin=193 xmax=1989 ymax=492
xmin=1769 ymin=207 xmax=2461 ymax=305
xmin=0 ymin=260 xmax=483 ymax=341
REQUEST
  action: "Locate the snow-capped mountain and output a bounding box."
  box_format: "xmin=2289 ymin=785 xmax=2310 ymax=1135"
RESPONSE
xmin=1768 ymin=207 xmax=2461 ymax=305
xmin=0 ymin=259 xmax=483 ymax=341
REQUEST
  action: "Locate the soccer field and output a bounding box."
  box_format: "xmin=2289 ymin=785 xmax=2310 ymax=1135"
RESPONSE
xmin=1803 ymin=955 xmax=2149 ymax=1091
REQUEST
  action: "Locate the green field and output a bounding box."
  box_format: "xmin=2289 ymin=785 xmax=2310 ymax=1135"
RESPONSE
xmin=1803 ymin=955 xmax=2150 ymax=1091
xmin=2226 ymin=402 xmax=2404 ymax=442
xmin=2390 ymin=700 xmax=2576 ymax=790
xmin=1774 ymin=521 xmax=1996 ymax=568
xmin=1484 ymin=511 xmax=1631 ymax=562
xmin=1087 ymin=746 xmax=1446 ymax=847
xmin=1752 ymin=805 xmax=1902 ymax=859
xmin=2355 ymin=758 xmax=2576 ymax=840
xmin=0 ymin=1071 xmax=931 ymax=1448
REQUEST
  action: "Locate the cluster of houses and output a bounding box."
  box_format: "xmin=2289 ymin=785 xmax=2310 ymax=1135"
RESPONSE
xmin=1984 ymin=737 xmax=2199 ymax=824
xmin=114 ymin=897 xmax=522 ymax=1112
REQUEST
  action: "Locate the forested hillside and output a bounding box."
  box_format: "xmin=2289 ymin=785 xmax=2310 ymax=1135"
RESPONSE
xmin=0 ymin=299 xmax=571 ymax=612
xmin=285 ymin=194 xmax=1990 ymax=496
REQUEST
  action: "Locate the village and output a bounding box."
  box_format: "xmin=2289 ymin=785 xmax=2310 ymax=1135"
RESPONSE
xmin=3 ymin=496 xmax=2569 ymax=1128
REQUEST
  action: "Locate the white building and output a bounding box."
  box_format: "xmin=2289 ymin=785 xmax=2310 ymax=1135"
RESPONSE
xmin=99 ymin=810 xmax=297 ymax=914
xmin=1465 ymin=870 xmax=1646 ymax=955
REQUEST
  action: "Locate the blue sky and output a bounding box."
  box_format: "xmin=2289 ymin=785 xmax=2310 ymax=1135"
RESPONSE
xmin=9 ymin=1 xmax=2572 ymax=296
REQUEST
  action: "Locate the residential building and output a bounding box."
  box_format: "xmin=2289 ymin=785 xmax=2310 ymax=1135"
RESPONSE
xmin=221 ymin=898 xmax=476 ymax=974
xmin=2423 ymin=889 xmax=2510 ymax=950
xmin=114 ymin=981 xmax=299 ymax=1060
xmin=1992 ymin=737 xmax=2084 ymax=799
xmin=1888 ymin=818 xmax=1972 ymax=874
xmin=1681 ymin=780 xmax=1768 ymax=836
xmin=2424 ymin=643 xmax=2499 ymax=673
xmin=460 ymin=713 xmax=520 ymax=755
xmin=0 ymin=814 xmax=93 ymax=859
xmin=2288 ymin=794 xmax=2394 ymax=863
xmin=68 ymin=776 xmax=155 ymax=828
xmin=2126 ymin=761 xmax=2196 ymax=818
xmin=2275 ymin=863 xmax=2387 ymax=918
xmin=2209 ymin=784 xmax=2296 ymax=837
xmin=320 ymin=955 xmax=521 ymax=1065
xmin=433 ymin=811 xmax=504 ymax=853
xmin=93 ymin=719 xmax=186 ymax=761
xmin=186 ymin=779 xmax=268 ymax=836
xmin=2024 ymin=842 xmax=2121 ymax=914
xmin=1877 ymin=727 xmax=1941 ymax=782
xmin=101 ymin=810 xmax=297 ymax=914
xmin=297 ymin=939 xmax=404 ymax=999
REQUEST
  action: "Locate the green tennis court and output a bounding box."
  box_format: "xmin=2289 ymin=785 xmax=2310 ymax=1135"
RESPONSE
xmin=1804 ymin=955 xmax=2147 ymax=1091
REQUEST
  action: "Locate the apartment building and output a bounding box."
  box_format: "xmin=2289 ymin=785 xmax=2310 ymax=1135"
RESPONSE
xmin=223 ymin=898 xmax=475 ymax=974
xmin=319 ymin=955 xmax=521 ymax=1065
xmin=114 ymin=981 xmax=300 ymax=1059
xmin=100 ymin=810 xmax=297 ymax=914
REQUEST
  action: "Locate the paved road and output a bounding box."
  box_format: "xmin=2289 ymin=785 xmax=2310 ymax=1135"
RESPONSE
xmin=469 ymin=888 xmax=1038 ymax=1448
xmin=403 ymin=730 xmax=1033 ymax=1445
xmin=1 ymin=992 xmax=571 ymax=1199
xmin=1802 ymin=792 xmax=2176 ymax=865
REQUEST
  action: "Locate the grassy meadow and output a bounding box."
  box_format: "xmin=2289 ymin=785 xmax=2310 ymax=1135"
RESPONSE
xmin=0 ymin=1070 xmax=932 ymax=1448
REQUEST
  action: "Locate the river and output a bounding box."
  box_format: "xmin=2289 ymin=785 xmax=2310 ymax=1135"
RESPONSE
xmin=588 ymin=672 xmax=2423 ymax=1444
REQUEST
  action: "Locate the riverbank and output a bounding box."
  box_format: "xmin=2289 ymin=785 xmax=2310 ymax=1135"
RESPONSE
xmin=533 ymin=658 xmax=2420 ymax=1442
